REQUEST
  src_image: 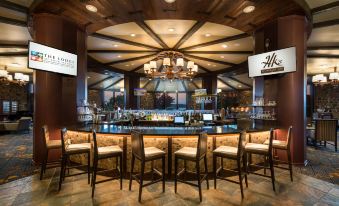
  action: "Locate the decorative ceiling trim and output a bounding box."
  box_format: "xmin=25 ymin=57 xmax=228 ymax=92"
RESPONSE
xmin=104 ymin=53 xmax=158 ymax=65
xmin=313 ymin=19 xmax=339 ymax=29
xmin=184 ymin=53 xmax=236 ymax=67
xmin=104 ymin=77 xmax=124 ymax=90
xmin=0 ymin=16 xmax=26 ymax=27
xmin=227 ymin=76 xmax=252 ymax=88
xmin=180 ymin=33 xmax=249 ymax=50
xmin=184 ymin=50 xmax=253 ymax=55
xmin=136 ymin=21 xmax=169 ymax=49
xmin=311 ymin=1 xmax=339 ymax=15
xmin=173 ymin=21 xmax=205 ymax=49
xmin=91 ymin=33 xmax=161 ymax=50
xmin=218 ymin=77 xmax=236 ymax=90
xmin=88 ymin=76 xmax=113 ymax=88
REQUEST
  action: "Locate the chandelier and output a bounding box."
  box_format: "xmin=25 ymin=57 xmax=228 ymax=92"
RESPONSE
xmin=312 ymin=66 xmax=339 ymax=86
xmin=0 ymin=66 xmax=29 ymax=85
xmin=144 ymin=51 xmax=198 ymax=81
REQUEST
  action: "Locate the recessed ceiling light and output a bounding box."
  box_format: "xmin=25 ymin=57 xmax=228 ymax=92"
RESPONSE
xmin=87 ymin=76 xmax=91 ymax=79
xmin=164 ymin=0 xmax=176 ymax=3
xmin=222 ymin=44 xmax=228 ymax=48
xmin=168 ymin=28 xmax=175 ymax=32
xmin=243 ymin=5 xmax=255 ymax=13
xmin=205 ymin=33 xmax=211 ymax=37
xmin=117 ymin=55 xmax=121 ymax=58
xmin=104 ymin=72 xmax=108 ymax=75
xmin=228 ymin=80 xmax=232 ymax=83
xmin=220 ymin=56 xmax=225 ymax=58
xmin=9 ymin=63 xmax=20 ymax=67
xmin=125 ymin=64 xmax=129 ymax=66
xmin=213 ymin=65 xmax=216 ymax=67
xmin=238 ymin=85 xmax=242 ymax=88
xmin=86 ymin=4 xmax=97 ymax=12
xmin=130 ymin=33 xmax=136 ymax=37
xmin=234 ymin=43 xmax=240 ymax=47
xmin=131 ymin=63 xmax=134 ymax=66
xmin=208 ymin=63 xmax=211 ymax=66
xmin=113 ymin=44 xmax=118 ymax=47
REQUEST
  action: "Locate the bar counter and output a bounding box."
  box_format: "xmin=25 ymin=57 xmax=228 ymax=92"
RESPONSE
xmin=66 ymin=124 xmax=272 ymax=177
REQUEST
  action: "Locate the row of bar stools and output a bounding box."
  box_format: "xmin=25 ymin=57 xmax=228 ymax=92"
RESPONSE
xmin=213 ymin=132 xmax=248 ymax=198
xmin=129 ymin=131 xmax=166 ymax=203
xmin=59 ymin=128 xmax=91 ymax=191
xmin=92 ymin=130 xmax=123 ymax=197
xmin=174 ymin=131 xmax=209 ymax=202
xmin=40 ymin=125 xmax=62 ymax=180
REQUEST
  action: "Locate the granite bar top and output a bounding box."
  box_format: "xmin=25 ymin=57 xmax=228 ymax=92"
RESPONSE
xmin=67 ymin=124 xmax=272 ymax=136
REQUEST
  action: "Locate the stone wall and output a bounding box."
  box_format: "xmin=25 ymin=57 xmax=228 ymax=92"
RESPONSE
xmin=88 ymin=90 xmax=102 ymax=106
xmin=218 ymin=90 xmax=252 ymax=109
xmin=140 ymin=93 xmax=154 ymax=109
xmin=314 ymin=85 xmax=339 ymax=112
xmin=0 ymin=81 xmax=28 ymax=111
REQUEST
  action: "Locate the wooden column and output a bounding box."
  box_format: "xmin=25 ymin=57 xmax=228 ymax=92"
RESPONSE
xmin=202 ymin=76 xmax=217 ymax=110
xmin=254 ymin=15 xmax=307 ymax=164
xmin=32 ymin=14 xmax=87 ymax=163
xmin=124 ymin=75 xmax=140 ymax=109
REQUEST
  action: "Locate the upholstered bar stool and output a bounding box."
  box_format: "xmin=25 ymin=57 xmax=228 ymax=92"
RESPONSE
xmin=91 ymin=130 xmax=123 ymax=197
xmin=213 ymin=132 xmax=248 ymax=198
xmin=40 ymin=125 xmax=62 ymax=180
xmin=58 ymin=128 xmax=91 ymax=191
xmin=264 ymin=126 xmax=293 ymax=181
xmin=174 ymin=131 xmax=209 ymax=202
xmin=129 ymin=131 xmax=166 ymax=203
xmin=244 ymin=129 xmax=275 ymax=191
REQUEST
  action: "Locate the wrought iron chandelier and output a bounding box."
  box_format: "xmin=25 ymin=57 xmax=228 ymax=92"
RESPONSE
xmin=144 ymin=51 xmax=198 ymax=81
xmin=312 ymin=66 xmax=339 ymax=86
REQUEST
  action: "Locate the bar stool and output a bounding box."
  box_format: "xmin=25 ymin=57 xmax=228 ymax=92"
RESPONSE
xmin=129 ymin=131 xmax=166 ymax=203
xmin=264 ymin=126 xmax=293 ymax=181
xmin=91 ymin=130 xmax=123 ymax=197
xmin=174 ymin=131 xmax=209 ymax=202
xmin=59 ymin=128 xmax=91 ymax=191
xmin=244 ymin=129 xmax=275 ymax=191
xmin=213 ymin=132 xmax=248 ymax=198
xmin=40 ymin=125 xmax=62 ymax=180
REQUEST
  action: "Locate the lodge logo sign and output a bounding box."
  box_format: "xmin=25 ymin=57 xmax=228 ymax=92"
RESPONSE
xmin=30 ymin=50 xmax=75 ymax=69
xmin=248 ymin=47 xmax=296 ymax=78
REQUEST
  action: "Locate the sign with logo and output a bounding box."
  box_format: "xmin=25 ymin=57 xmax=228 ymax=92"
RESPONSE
xmin=28 ymin=41 xmax=77 ymax=76
xmin=248 ymin=47 xmax=296 ymax=78
xmin=134 ymin=88 xmax=146 ymax=96
xmin=195 ymin=89 xmax=207 ymax=95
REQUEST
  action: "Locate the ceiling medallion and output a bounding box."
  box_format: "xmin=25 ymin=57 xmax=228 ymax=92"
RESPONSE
xmin=144 ymin=51 xmax=198 ymax=81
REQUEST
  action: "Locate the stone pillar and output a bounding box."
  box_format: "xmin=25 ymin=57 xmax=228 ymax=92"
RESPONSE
xmin=32 ymin=14 xmax=87 ymax=163
xmin=254 ymin=15 xmax=307 ymax=164
xmin=124 ymin=75 xmax=140 ymax=109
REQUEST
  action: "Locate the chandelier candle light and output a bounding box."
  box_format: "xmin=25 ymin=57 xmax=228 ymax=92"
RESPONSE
xmin=312 ymin=66 xmax=339 ymax=85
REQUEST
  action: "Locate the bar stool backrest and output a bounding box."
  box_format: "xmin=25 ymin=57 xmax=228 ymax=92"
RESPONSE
xmin=131 ymin=130 xmax=145 ymax=160
xmin=237 ymin=131 xmax=246 ymax=158
xmin=196 ymin=131 xmax=208 ymax=160
xmin=92 ymin=130 xmax=98 ymax=157
xmin=286 ymin=126 xmax=293 ymax=148
xmin=42 ymin=125 xmax=49 ymax=149
xmin=315 ymin=119 xmax=337 ymax=142
xmin=60 ymin=128 xmax=67 ymax=155
xmin=268 ymin=128 xmax=274 ymax=153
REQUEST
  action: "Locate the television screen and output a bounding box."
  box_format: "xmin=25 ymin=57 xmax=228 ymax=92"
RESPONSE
xmin=28 ymin=41 xmax=77 ymax=76
xmin=203 ymin=114 xmax=213 ymax=121
xmin=174 ymin=116 xmax=184 ymax=124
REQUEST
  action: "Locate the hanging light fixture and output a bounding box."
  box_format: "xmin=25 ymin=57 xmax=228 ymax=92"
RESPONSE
xmin=312 ymin=66 xmax=339 ymax=86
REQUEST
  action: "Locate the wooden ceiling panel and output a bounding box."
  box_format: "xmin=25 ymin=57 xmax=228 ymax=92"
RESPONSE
xmin=0 ymin=23 xmax=31 ymax=43
xmin=88 ymin=52 xmax=156 ymax=64
xmin=0 ymin=7 xmax=27 ymax=21
xmin=312 ymin=6 xmax=339 ymax=23
xmin=186 ymin=57 xmax=229 ymax=71
xmin=179 ymin=22 xmax=244 ymax=49
xmin=87 ymin=36 xmax=154 ymax=51
xmin=111 ymin=56 xmax=156 ymax=71
xmin=0 ymin=56 xmax=32 ymax=73
xmin=217 ymin=79 xmax=233 ymax=91
xmin=307 ymin=57 xmax=339 ymax=74
xmin=305 ymin=0 xmax=337 ymax=9
xmin=145 ymin=19 xmax=197 ymax=48
xmin=186 ymin=53 xmax=249 ymax=64
xmin=6 ymin=0 xmax=34 ymax=7
xmin=308 ymin=25 xmax=339 ymax=46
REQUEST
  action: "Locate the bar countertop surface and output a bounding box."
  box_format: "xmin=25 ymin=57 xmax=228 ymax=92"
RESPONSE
xmin=67 ymin=124 xmax=273 ymax=136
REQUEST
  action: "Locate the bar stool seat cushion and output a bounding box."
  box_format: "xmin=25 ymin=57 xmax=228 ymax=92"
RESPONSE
xmin=263 ymin=139 xmax=287 ymax=149
xmin=66 ymin=143 xmax=91 ymax=152
xmin=144 ymin=147 xmax=165 ymax=159
xmin=47 ymin=140 xmax=62 ymax=149
xmin=213 ymin=146 xmax=238 ymax=157
xmin=98 ymin=145 xmax=122 ymax=156
xmin=174 ymin=147 xmax=197 ymax=159
xmin=245 ymin=143 xmax=269 ymax=154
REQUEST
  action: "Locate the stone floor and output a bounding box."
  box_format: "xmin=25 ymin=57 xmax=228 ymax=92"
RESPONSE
xmin=0 ymin=167 xmax=338 ymax=206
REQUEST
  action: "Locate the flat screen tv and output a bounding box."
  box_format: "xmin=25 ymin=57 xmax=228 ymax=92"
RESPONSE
xmin=174 ymin=116 xmax=184 ymax=124
xmin=28 ymin=41 xmax=77 ymax=76
xmin=203 ymin=114 xmax=213 ymax=121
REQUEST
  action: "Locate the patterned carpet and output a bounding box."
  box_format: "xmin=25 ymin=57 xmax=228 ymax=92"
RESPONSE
xmin=0 ymin=131 xmax=338 ymax=185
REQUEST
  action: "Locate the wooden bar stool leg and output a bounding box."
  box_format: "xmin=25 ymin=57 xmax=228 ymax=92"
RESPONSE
xmin=287 ymin=149 xmax=293 ymax=182
xmin=237 ymin=159 xmax=244 ymax=199
xmin=151 ymin=160 xmax=155 ymax=181
xmin=91 ymin=158 xmax=98 ymax=198
xmin=119 ymin=154 xmax=123 ymax=190
xmin=204 ymin=156 xmax=209 ymax=189
xmin=243 ymin=154 xmax=248 ymax=188
xmin=174 ymin=157 xmax=178 ymax=193
xmin=58 ymin=155 xmax=66 ymax=191
xmin=129 ymin=155 xmax=135 ymax=191
xmin=40 ymin=149 xmax=47 ymax=180
xmin=184 ymin=160 xmax=187 ymax=179
xmin=196 ymin=160 xmax=202 ymax=202
xmin=213 ymin=155 xmax=217 ymax=189
xmin=44 ymin=150 xmax=49 ymax=173
xmin=138 ymin=161 xmax=145 ymax=203
xmin=269 ymin=154 xmax=275 ymax=191
xmin=87 ymin=152 xmax=91 ymax=184
xmin=162 ymin=156 xmax=165 ymax=193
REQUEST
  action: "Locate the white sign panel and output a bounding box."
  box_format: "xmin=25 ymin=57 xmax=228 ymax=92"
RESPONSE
xmin=195 ymin=89 xmax=207 ymax=95
xmin=28 ymin=41 xmax=77 ymax=76
xmin=248 ymin=47 xmax=296 ymax=78
xmin=134 ymin=88 xmax=147 ymax=96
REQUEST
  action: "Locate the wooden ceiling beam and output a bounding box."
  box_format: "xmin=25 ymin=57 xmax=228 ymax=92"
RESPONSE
xmin=0 ymin=16 xmax=26 ymax=27
xmin=0 ymin=0 xmax=28 ymax=13
xmin=104 ymin=78 xmax=124 ymax=90
xmin=307 ymin=46 xmax=339 ymax=50
xmin=190 ymin=81 xmax=200 ymax=89
xmin=307 ymin=54 xmax=339 ymax=58
xmin=227 ymin=76 xmax=252 ymax=88
xmin=173 ymin=21 xmax=205 ymax=50
xmin=142 ymin=80 xmax=152 ymax=89
xmin=0 ymin=43 xmax=27 ymax=48
xmin=311 ymin=1 xmax=339 ymax=15
xmin=91 ymin=33 xmax=161 ymax=50
xmin=196 ymin=61 xmax=248 ymax=77
xmin=87 ymin=50 xmax=157 ymax=53
xmin=184 ymin=50 xmax=253 ymax=55
xmin=218 ymin=77 xmax=236 ymax=90
xmin=180 ymin=33 xmax=249 ymax=51
xmin=104 ymin=53 xmax=157 ymax=65
xmin=181 ymin=81 xmax=187 ymax=92
xmin=154 ymin=79 xmax=161 ymax=91
xmin=130 ymin=56 xmax=158 ymax=73
xmin=184 ymin=53 xmax=236 ymax=66
xmin=313 ymin=19 xmax=339 ymax=29
xmin=88 ymin=76 xmax=113 ymax=88
xmin=136 ymin=21 xmax=169 ymax=49
xmin=0 ymin=52 xmax=27 ymax=57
